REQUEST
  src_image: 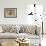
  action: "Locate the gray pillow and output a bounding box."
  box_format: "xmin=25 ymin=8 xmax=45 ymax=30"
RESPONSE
xmin=19 ymin=25 xmax=25 ymax=33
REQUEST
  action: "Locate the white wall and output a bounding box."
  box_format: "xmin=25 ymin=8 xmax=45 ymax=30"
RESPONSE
xmin=0 ymin=0 xmax=45 ymax=24
xmin=0 ymin=0 xmax=35 ymax=24
xmin=0 ymin=0 xmax=27 ymax=24
xmin=0 ymin=0 xmax=46 ymax=33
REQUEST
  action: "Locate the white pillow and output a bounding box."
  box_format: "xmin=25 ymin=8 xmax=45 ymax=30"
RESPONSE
xmin=0 ymin=26 xmax=3 ymax=33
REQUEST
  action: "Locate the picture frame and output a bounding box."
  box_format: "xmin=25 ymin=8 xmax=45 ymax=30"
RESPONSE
xmin=4 ymin=8 xmax=17 ymax=18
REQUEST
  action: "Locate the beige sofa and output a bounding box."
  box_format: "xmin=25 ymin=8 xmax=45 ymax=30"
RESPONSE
xmin=0 ymin=24 xmax=41 ymax=39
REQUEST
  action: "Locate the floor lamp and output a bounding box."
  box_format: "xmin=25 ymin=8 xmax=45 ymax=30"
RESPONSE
xmin=41 ymin=14 xmax=43 ymax=40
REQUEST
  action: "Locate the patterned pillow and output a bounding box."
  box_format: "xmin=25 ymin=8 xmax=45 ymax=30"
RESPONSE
xmin=25 ymin=25 xmax=36 ymax=35
xmin=10 ymin=25 xmax=17 ymax=33
xmin=2 ymin=25 xmax=17 ymax=33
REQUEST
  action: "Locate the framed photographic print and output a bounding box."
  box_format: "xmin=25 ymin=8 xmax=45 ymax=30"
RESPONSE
xmin=4 ymin=8 xmax=17 ymax=18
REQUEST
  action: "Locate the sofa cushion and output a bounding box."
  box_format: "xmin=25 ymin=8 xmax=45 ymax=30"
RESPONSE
xmin=2 ymin=25 xmax=17 ymax=33
xmin=24 ymin=25 xmax=36 ymax=35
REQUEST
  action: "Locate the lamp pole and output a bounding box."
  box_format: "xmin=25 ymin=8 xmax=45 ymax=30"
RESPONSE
xmin=42 ymin=21 xmax=43 ymax=40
